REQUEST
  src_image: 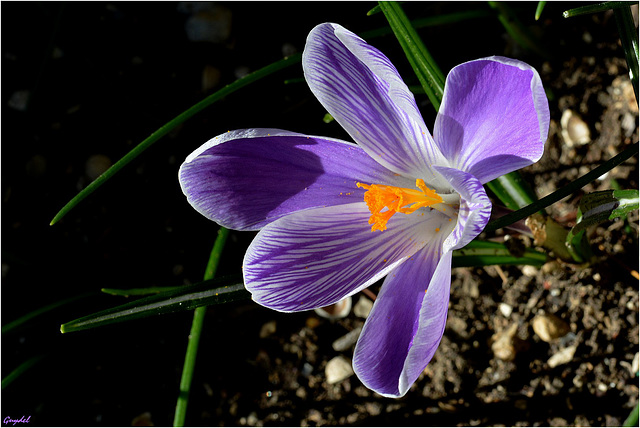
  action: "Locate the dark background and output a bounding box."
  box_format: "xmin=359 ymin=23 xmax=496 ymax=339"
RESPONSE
xmin=2 ymin=2 xmax=637 ymax=426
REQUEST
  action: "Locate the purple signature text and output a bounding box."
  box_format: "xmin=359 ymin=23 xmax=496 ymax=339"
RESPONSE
xmin=3 ymin=416 xmax=30 ymax=426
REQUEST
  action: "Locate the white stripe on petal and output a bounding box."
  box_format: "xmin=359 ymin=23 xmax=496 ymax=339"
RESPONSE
xmin=303 ymin=23 xmax=450 ymax=189
xmin=243 ymin=202 xmax=449 ymax=312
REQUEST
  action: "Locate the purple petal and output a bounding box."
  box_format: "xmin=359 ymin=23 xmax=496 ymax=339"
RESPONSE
xmin=353 ymin=243 xmax=453 ymax=397
xmin=179 ymin=129 xmax=412 ymax=230
xmin=243 ymin=202 xmax=450 ymax=312
xmin=434 ymin=56 xmax=549 ymax=183
xmin=303 ymin=23 xmax=449 ymax=188
xmin=434 ymin=166 xmax=492 ymax=252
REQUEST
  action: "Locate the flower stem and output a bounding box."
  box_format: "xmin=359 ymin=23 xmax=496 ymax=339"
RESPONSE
xmin=173 ymin=227 xmax=229 ymax=427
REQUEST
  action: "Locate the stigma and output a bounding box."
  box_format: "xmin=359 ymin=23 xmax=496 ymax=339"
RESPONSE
xmin=356 ymin=179 xmax=446 ymax=232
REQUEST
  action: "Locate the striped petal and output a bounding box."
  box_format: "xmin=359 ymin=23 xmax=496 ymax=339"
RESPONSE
xmin=434 ymin=165 xmax=492 ymax=252
xmin=434 ymin=56 xmax=549 ymax=183
xmin=243 ymin=202 xmax=449 ymax=312
xmin=353 ymin=241 xmax=453 ymax=398
xmin=179 ymin=129 xmax=412 ymax=230
xmin=303 ymin=23 xmax=450 ymax=189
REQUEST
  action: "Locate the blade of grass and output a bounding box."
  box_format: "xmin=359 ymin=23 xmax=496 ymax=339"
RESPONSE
xmin=563 ymin=1 xmax=638 ymax=18
xmin=486 ymin=171 xmax=540 ymax=212
xmin=60 ymin=274 xmax=247 ymax=333
xmin=453 ymin=240 xmax=547 ymax=267
xmin=102 ymin=286 xmax=183 ymax=296
xmin=50 ymin=54 xmax=301 ymax=226
xmin=174 ymin=227 xmax=229 ymax=427
xmin=623 ymin=403 xmax=639 ymax=427
xmin=378 ymin=1 xmax=445 ymax=109
xmin=535 ymin=1 xmax=547 ymax=20
xmin=613 ymin=5 xmax=639 ymax=101
xmin=2 ymin=355 xmax=46 ymax=389
xmin=485 ymin=142 xmax=638 ymax=234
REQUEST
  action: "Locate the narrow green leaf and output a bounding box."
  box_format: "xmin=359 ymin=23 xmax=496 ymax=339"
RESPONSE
xmin=378 ymin=1 xmax=445 ymax=109
xmin=623 ymin=403 xmax=639 ymax=427
xmin=174 ymin=227 xmax=230 ymax=427
xmin=614 ymin=6 xmax=639 ymax=101
xmin=453 ymin=240 xmax=547 ymax=267
xmin=563 ymin=1 xmax=638 ymax=18
xmin=489 ymin=1 xmax=551 ymax=59
xmin=486 ymin=171 xmax=540 ymax=212
xmin=367 ymin=4 xmax=383 ymax=15
xmin=535 ymin=1 xmax=547 ymax=20
xmin=485 ymin=142 xmax=639 ymax=234
xmin=2 ymin=292 xmax=95 ymax=335
xmin=102 ymin=286 xmax=182 ymax=296
xmin=2 ymin=355 xmax=46 ymax=389
xmin=60 ymin=274 xmax=247 ymax=334
xmin=50 ymin=53 xmax=302 ymax=226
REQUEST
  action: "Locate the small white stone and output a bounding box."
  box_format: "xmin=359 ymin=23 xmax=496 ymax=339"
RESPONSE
xmin=547 ymin=345 xmax=577 ymax=368
xmin=632 ymin=352 xmax=639 ymax=374
xmin=561 ymin=109 xmax=591 ymax=147
xmin=353 ymin=296 xmax=373 ymax=318
xmin=314 ymin=296 xmax=352 ymax=320
xmin=532 ymin=312 xmax=570 ymax=343
xmin=499 ymin=303 xmax=513 ymax=318
xmin=522 ymin=265 xmax=538 ymax=277
xmin=325 ymin=356 xmax=354 ymax=384
xmin=332 ymin=326 xmax=362 ymax=351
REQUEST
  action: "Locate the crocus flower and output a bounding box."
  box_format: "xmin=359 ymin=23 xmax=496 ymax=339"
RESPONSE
xmin=179 ymin=23 xmax=549 ymax=397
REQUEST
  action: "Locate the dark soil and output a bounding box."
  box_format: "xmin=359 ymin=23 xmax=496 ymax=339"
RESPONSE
xmin=2 ymin=2 xmax=638 ymax=427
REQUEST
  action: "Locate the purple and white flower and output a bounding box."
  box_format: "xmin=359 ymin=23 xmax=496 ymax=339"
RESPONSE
xmin=179 ymin=23 xmax=549 ymax=397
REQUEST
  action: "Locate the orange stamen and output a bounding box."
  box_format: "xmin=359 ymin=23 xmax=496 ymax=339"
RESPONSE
xmin=356 ymin=179 xmax=443 ymax=231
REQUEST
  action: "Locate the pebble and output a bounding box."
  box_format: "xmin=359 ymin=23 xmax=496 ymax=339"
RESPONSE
xmin=547 ymin=345 xmax=577 ymax=368
xmin=332 ymin=326 xmax=362 ymax=351
xmin=491 ymin=323 xmax=519 ymax=361
xmin=561 ymin=109 xmax=591 ymax=147
xmin=532 ymin=312 xmax=570 ymax=342
xmin=353 ymin=296 xmax=373 ymax=318
xmin=314 ymin=296 xmax=352 ymax=320
xmin=325 ymin=356 xmax=354 ymax=384
xmin=259 ymin=320 xmax=276 ymax=338
xmin=498 ymin=303 xmax=513 ymax=318
xmin=521 ymin=265 xmax=538 ymax=277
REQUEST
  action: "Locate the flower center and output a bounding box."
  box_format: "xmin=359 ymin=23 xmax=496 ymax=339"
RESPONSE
xmin=356 ymin=179 xmax=444 ymax=232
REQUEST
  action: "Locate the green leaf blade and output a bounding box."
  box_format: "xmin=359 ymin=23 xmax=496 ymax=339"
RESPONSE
xmin=60 ymin=275 xmax=248 ymax=334
xmin=454 ymin=240 xmax=547 ymax=268
xmin=563 ymin=1 xmax=638 ymax=18
xmin=378 ymin=1 xmax=445 ymax=109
